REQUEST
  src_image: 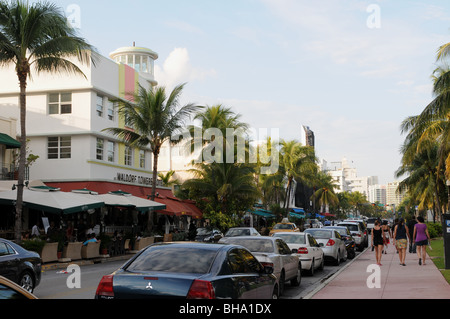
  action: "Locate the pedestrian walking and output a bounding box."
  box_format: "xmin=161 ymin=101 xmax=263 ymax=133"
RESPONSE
xmin=407 ymin=216 xmax=417 ymax=253
xmin=393 ymin=218 xmax=410 ymax=266
xmin=371 ymin=220 xmax=384 ymax=266
xmin=382 ymin=220 xmax=391 ymax=254
xmin=413 ymin=216 xmax=431 ymax=266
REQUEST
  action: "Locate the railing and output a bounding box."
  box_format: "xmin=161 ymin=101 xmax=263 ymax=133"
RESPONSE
xmin=0 ymin=163 xmax=29 ymax=181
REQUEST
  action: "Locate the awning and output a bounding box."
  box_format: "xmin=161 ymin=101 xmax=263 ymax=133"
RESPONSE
xmin=292 ymin=208 xmax=305 ymax=213
xmin=0 ymin=187 xmax=105 ymax=214
xmin=72 ymin=190 xmax=166 ymax=213
xmin=0 ymin=133 xmax=21 ymax=149
xmin=288 ymin=212 xmax=305 ymax=219
xmin=248 ymin=209 xmax=276 ymax=218
xmin=153 ymin=195 xmax=202 ymax=218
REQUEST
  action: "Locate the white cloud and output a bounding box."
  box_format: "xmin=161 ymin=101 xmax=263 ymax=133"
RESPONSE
xmin=154 ymin=48 xmax=216 ymax=89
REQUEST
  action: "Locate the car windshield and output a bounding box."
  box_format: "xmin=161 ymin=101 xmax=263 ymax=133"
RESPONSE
xmin=126 ymin=246 xmax=218 ymax=274
xmin=332 ymin=229 xmax=348 ymax=236
xmin=305 ymin=230 xmax=332 ymax=239
xmin=339 ymin=224 xmax=359 ymax=232
xmin=225 ymin=238 xmax=274 ymax=253
xmin=226 ymin=229 xmax=250 ymax=236
xmin=273 ymin=234 xmax=305 ymax=244
xmin=273 ymin=224 xmax=294 ymax=230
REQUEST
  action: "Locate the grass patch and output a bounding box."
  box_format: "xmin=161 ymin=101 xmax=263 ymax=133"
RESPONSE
xmin=427 ymin=238 xmax=450 ymax=284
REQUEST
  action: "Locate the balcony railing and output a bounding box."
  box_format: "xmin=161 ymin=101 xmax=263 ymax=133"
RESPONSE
xmin=0 ymin=163 xmax=29 ymax=181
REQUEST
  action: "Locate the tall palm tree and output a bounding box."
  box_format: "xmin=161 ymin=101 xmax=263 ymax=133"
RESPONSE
xmin=0 ymin=1 xmax=95 ymax=241
xmin=279 ymin=140 xmax=317 ymax=211
xmin=104 ymin=83 xmax=202 ymax=202
xmin=311 ymin=171 xmax=339 ymax=214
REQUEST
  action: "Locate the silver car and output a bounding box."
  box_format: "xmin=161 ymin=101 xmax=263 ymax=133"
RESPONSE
xmin=224 ymin=227 xmax=261 ymax=237
xmin=304 ymin=228 xmax=347 ymax=266
xmin=338 ymin=221 xmax=366 ymax=251
xmin=219 ymin=236 xmax=301 ymax=295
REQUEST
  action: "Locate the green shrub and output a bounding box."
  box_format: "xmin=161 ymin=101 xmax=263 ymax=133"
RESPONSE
xmin=20 ymin=239 xmax=46 ymax=254
xmin=426 ymin=222 xmax=442 ymax=238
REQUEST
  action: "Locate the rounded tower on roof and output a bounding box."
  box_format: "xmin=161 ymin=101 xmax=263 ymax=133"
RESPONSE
xmin=109 ymin=43 xmax=158 ymax=86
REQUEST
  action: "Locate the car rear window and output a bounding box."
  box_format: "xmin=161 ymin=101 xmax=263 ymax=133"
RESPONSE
xmin=226 ymin=229 xmax=250 ymax=236
xmin=126 ymin=246 xmax=218 ymax=274
xmin=339 ymin=224 xmax=359 ymax=232
xmin=225 ymin=238 xmax=274 ymax=253
xmin=305 ymin=230 xmax=332 ymax=239
xmin=274 ymin=224 xmax=294 ymax=230
xmin=273 ymin=234 xmax=305 ymax=244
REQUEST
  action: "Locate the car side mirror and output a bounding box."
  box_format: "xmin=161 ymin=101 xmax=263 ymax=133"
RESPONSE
xmin=291 ymin=248 xmax=297 ymax=254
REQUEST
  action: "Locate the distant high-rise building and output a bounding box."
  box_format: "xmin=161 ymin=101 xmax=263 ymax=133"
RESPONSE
xmin=301 ymin=125 xmax=315 ymax=147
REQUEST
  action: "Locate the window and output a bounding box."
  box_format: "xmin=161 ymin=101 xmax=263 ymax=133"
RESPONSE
xmin=139 ymin=150 xmax=146 ymax=169
xmin=107 ymin=141 xmax=115 ymax=162
xmin=124 ymin=146 xmax=133 ymax=166
xmin=96 ymin=95 xmax=104 ymax=117
xmin=96 ymin=138 xmax=104 ymax=160
xmin=49 ymin=93 xmax=72 ymax=114
xmin=0 ymin=242 xmax=15 ymax=257
xmin=107 ymin=100 xmax=115 ymax=121
xmin=48 ymin=137 xmax=71 ymax=159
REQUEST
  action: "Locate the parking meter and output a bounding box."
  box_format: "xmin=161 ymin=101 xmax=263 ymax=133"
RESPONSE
xmin=442 ymin=214 xmax=450 ymax=269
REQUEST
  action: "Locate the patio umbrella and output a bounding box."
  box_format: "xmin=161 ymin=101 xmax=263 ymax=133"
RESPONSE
xmin=72 ymin=190 xmax=165 ymax=213
xmin=0 ymin=187 xmax=105 ymax=214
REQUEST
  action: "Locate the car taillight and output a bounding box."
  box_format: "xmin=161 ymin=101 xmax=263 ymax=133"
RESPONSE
xmin=354 ymin=233 xmax=361 ymax=237
xmin=187 ymin=280 xmax=215 ymax=299
xmin=260 ymin=262 xmax=274 ymax=268
xmin=297 ymin=247 xmax=308 ymax=254
xmin=326 ymin=239 xmax=335 ymax=246
xmin=96 ymin=275 xmax=114 ymax=299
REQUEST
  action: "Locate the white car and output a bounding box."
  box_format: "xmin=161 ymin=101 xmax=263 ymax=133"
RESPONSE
xmin=224 ymin=227 xmax=261 ymax=237
xmin=272 ymin=232 xmax=324 ymax=276
xmin=304 ymin=228 xmax=347 ymax=266
xmin=219 ymin=236 xmax=301 ymax=295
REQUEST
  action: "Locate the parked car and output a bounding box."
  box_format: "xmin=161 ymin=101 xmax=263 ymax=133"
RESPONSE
xmin=0 ymin=275 xmax=38 ymax=299
xmin=272 ymin=232 xmax=324 ymax=276
xmin=323 ymin=226 xmax=356 ymax=259
xmin=304 ymin=219 xmax=323 ymax=229
xmin=338 ymin=221 xmax=367 ymax=251
xmin=304 ymin=228 xmax=347 ymax=265
xmin=96 ymin=242 xmax=278 ymax=299
xmin=344 ymin=219 xmax=368 ymax=248
xmin=219 ymin=236 xmax=301 ymax=295
xmin=195 ymin=227 xmax=223 ymax=242
xmin=269 ymin=221 xmax=300 ymax=236
xmin=224 ymin=227 xmax=261 ymax=237
xmin=0 ymin=238 xmax=41 ymax=293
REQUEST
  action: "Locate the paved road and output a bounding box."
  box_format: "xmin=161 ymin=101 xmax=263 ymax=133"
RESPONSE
xmin=34 ymin=250 xmax=363 ymax=299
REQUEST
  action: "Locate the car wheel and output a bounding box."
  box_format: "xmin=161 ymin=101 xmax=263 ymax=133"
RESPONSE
xmin=279 ymin=271 xmax=285 ymax=295
xmin=272 ymin=285 xmax=279 ymax=299
xmin=334 ymin=251 xmax=341 ymax=266
xmin=291 ymin=265 xmax=302 ymax=286
xmin=308 ymin=259 xmax=315 ymax=276
xmin=318 ymin=256 xmax=325 ymax=271
xmin=19 ymin=271 xmax=35 ymax=293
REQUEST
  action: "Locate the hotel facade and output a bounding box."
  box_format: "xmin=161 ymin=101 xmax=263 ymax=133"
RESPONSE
xmin=0 ymin=45 xmax=164 ymax=192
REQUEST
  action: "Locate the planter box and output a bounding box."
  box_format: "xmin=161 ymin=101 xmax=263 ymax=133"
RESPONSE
xmin=81 ymin=241 xmax=101 ymax=259
xmin=63 ymin=242 xmax=82 ymax=261
xmin=40 ymin=242 xmax=58 ymax=263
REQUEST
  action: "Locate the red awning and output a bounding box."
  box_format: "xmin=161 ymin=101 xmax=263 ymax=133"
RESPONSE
xmin=153 ymin=195 xmax=203 ymax=219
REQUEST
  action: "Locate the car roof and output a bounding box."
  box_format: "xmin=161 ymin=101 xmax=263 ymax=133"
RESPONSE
xmin=339 ymin=221 xmax=359 ymax=224
xmin=222 ymin=235 xmax=277 ymax=241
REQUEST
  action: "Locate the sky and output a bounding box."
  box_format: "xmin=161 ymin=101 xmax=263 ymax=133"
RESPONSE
xmin=32 ymin=0 xmax=450 ymax=184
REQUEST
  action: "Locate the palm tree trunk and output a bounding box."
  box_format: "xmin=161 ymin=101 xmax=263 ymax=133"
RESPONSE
xmin=148 ymin=147 xmax=160 ymax=231
xmin=15 ymin=73 xmax=27 ymax=242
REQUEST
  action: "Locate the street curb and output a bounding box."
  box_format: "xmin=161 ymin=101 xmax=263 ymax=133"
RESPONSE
xmin=41 ymin=254 xmax=133 ymax=271
xmin=302 ymin=247 xmax=368 ymax=299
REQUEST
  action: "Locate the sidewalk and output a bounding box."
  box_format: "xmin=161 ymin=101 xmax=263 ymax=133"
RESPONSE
xmin=308 ymin=245 xmax=450 ymax=299
xmin=41 ymin=253 xmax=134 ymax=271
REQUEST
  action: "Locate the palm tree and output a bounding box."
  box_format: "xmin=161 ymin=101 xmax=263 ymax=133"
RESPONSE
xmin=157 ymin=170 xmax=180 ymax=187
xmin=278 ymin=140 xmax=317 ymax=211
xmin=104 ymin=83 xmax=202 ymax=202
xmin=0 ymin=1 xmax=96 ymax=241
xmin=311 ymin=171 xmax=339 ymax=214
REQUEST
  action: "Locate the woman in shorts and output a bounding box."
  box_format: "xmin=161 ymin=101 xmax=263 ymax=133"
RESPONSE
xmin=371 ymin=220 xmax=384 ymax=266
xmin=393 ymin=218 xmax=410 ymax=266
xmin=413 ymin=216 xmax=431 ymax=265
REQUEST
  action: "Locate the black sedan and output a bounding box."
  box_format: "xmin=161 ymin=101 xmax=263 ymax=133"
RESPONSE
xmin=95 ymin=242 xmax=278 ymax=299
xmin=0 ymin=238 xmax=42 ymax=293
